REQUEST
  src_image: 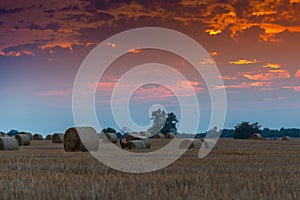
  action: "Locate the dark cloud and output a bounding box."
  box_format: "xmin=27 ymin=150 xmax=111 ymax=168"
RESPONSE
xmin=58 ymin=4 xmax=83 ymax=12
xmin=233 ymin=0 xmax=251 ymax=18
xmin=45 ymin=22 xmax=59 ymax=31
xmin=64 ymin=14 xmax=86 ymax=22
xmin=85 ymin=0 xmax=111 ymax=10
xmin=3 ymin=43 xmax=40 ymax=52
xmin=22 ymin=20 xmax=59 ymax=31
xmin=86 ymin=0 xmax=134 ymax=10
xmin=87 ymin=12 xmax=114 ymax=23
xmin=236 ymin=25 xmax=265 ymax=43
xmin=27 ymin=22 xmax=40 ymax=30
xmin=0 ymin=21 xmax=3 ymax=26
xmin=209 ymin=3 xmax=232 ymax=16
xmin=0 ymin=7 xmax=24 ymax=15
xmin=45 ymin=9 xmax=55 ymax=13
xmin=217 ymin=0 xmax=232 ymax=3
xmin=135 ymin=0 xmax=181 ymax=9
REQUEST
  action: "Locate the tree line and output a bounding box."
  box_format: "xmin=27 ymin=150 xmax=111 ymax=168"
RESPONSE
xmin=197 ymin=121 xmax=300 ymax=139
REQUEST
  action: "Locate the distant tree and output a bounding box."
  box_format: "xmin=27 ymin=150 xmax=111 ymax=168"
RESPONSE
xmin=220 ymin=129 xmax=234 ymax=138
xmin=206 ymin=126 xmax=220 ymax=138
xmin=101 ymin=127 xmax=116 ymax=134
xmin=147 ymin=109 xmax=166 ymax=134
xmin=160 ymin=112 xmax=179 ymax=134
xmin=7 ymin=129 xmax=19 ymax=136
xmin=234 ymin=121 xmax=261 ymax=139
xmin=195 ymin=133 xmax=206 ymax=139
xmin=280 ymin=127 xmax=285 ymax=134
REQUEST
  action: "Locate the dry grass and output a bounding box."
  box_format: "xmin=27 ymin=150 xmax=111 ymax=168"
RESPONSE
xmin=0 ymin=139 xmax=299 ymax=199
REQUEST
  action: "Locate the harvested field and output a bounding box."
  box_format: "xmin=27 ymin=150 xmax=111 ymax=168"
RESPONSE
xmin=0 ymin=139 xmax=299 ymax=199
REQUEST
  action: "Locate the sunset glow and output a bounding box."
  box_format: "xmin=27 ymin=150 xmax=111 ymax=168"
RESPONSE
xmin=0 ymin=0 xmax=299 ymax=133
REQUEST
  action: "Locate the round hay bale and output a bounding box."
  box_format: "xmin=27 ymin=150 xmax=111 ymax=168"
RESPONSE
xmin=126 ymin=134 xmax=136 ymax=141
xmin=153 ymin=133 xmax=165 ymax=139
xmin=45 ymin=135 xmax=52 ymax=140
xmin=179 ymin=139 xmax=202 ymax=149
xmin=15 ymin=134 xmax=31 ymax=146
xmin=26 ymin=133 xmax=33 ymax=140
xmin=165 ymin=132 xmax=175 ymax=139
xmin=251 ymin=133 xmax=262 ymax=140
xmin=139 ymin=131 xmax=151 ymax=137
xmin=52 ymin=133 xmax=64 ymax=143
xmin=33 ymin=134 xmax=43 ymax=140
xmin=128 ymin=140 xmax=146 ymax=150
xmin=103 ymin=132 xmax=118 ymax=143
xmin=140 ymin=138 xmax=151 ymax=149
xmin=126 ymin=134 xmax=150 ymax=149
xmin=191 ymin=140 xmax=202 ymax=149
xmin=18 ymin=132 xmax=33 ymax=140
xmin=281 ymin=136 xmax=291 ymax=141
xmin=1 ymin=134 xmax=9 ymax=137
xmin=64 ymin=127 xmax=99 ymax=152
xmin=119 ymin=138 xmax=128 ymax=149
xmin=126 ymin=133 xmax=146 ymax=141
xmin=0 ymin=137 xmax=19 ymax=150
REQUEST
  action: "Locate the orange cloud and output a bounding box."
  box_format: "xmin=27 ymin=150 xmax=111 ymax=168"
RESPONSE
xmin=215 ymin=81 xmax=271 ymax=89
xmin=282 ymin=86 xmax=300 ymax=91
xmin=199 ymin=58 xmax=215 ymax=65
xmin=180 ymin=0 xmax=207 ymax=7
xmin=251 ymin=11 xmax=277 ymax=17
xmin=39 ymin=40 xmax=91 ymax=51
xmin=96 ymin=80 xmax=118 ymax=95
xmin=129 ymin=49 xmax=142 ymax=54
xmin=210 ymin=51 xmax=218 ymax=56
xmin=96 ymin=79 xmax=204 ymax=100
xmin=205 ymin=29 xmax=222 ymax=35
xmin=260 ymin=23 xmax=300 ymax=35
xmin=221 ymin=76 xmax=237 ymax=80
xmin=176 ymin=80 xmax=204 ymax=94
xmin=295 ymin=70 xmax=300 ymax=77
xmin=3 ymin=0 xmax=300 ymax=55
xmin=183 ymin=1 xmax=300 ymax=41
xmin=262 ymin=63 xmax=281 ymax=69
xmin=132 ymin=85 xmax=175 ymax=100
xmin=0 ymin=50 xmax=35 ymax=57
xmin=229 ymin=59 xmax=258 ymax=65
xmin=243 ymin=70 xmax=290 ymax=81
xmin=106 ymin=42 xmax=116 ymax=48
xmin=131 ymin=81 xmax=204 ymax=100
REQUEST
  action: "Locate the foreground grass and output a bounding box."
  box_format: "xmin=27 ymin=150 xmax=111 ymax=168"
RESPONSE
xmin=0 ymin=139 xmax=299 ymax=200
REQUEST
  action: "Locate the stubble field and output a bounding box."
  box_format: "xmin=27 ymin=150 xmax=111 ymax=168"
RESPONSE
xmin=0 ymin=139 xmax=299 ymax=200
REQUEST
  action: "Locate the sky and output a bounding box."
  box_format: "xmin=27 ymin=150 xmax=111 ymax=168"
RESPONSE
xmin=0 ymin=0 xmax=299 ymax=135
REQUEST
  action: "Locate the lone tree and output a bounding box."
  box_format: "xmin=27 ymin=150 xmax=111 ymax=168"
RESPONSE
xmin=160 ymin=112 xmax=179 ymax=134
xmin=234 ymin=121 xmax=261 ymax=139
xmin=147 ymin=109 xmax=166 ymax=134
